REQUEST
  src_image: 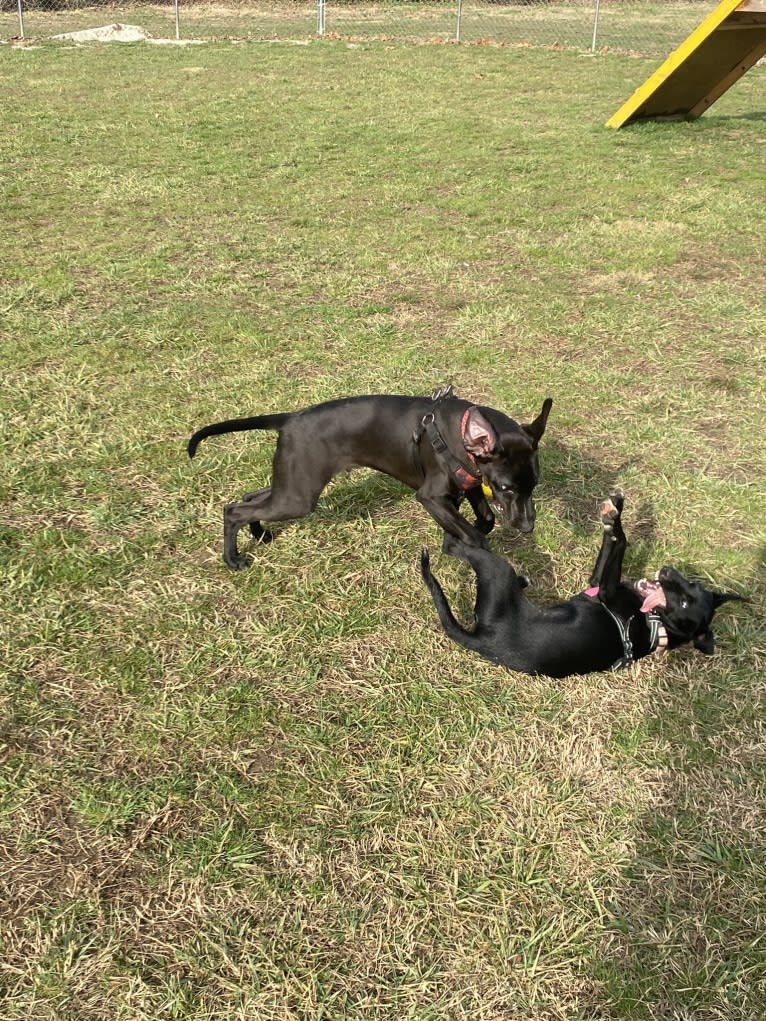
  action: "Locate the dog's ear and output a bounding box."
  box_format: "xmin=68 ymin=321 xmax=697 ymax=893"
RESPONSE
xmin=523 ymin=397 xmax=553 ymax=448
xmin=693 ymin=629 xmax=716 ymax=655
xmin=712 ymin=591 xmax=745 ymax=609
xmin=463 ymin=408 xmax=498 ymax=457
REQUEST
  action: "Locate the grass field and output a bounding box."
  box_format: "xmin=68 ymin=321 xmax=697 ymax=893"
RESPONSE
xmin=2 ymin=35 xmax=765 ymax=1021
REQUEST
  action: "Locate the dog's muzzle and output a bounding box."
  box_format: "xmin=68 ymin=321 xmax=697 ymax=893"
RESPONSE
xmin=510 ymin=499 xmax=535 ymax=533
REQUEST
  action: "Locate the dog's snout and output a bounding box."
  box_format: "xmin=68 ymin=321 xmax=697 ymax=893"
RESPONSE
xmin=514 ymin=502 xmax=535 ymax=533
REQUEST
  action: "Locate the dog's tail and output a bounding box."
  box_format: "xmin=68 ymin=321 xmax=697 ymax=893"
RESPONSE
xmin=419 ymin=547 xmax=480 ymax=653
xmin=188 ymin=413 xmax=292 ymax=459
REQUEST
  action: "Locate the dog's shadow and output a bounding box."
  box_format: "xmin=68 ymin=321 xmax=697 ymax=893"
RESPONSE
xmin=491 ymin=439 xmax=659 ymax=600
xmin=311 ymin=472 xmax=411 ymax=523
xmin=231 ymin=465 xmax=410 ymax=547
xmin=240 ymin=439 xmax=662 ymax=595
xmin=583 ymin=550 xmax=758 ymax=1017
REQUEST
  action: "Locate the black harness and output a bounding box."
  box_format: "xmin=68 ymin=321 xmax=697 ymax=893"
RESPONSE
xmin=598 ymin=599 xmax=637 ymax=671
xmin=585 ymin=591 xmax=667 ymax=670
xmin=412 ymin=384 xmax=482 ymax=491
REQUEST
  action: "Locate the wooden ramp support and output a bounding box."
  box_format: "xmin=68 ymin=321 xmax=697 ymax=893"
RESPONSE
xmin=606 ymin=0 xmax=766 ymax=128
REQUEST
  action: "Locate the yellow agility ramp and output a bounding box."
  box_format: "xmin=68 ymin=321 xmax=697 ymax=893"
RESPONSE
xmin=607 ymin=0 xmax=766 ymax=128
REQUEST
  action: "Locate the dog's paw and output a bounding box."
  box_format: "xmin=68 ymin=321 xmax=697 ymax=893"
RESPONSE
xmin=224 ymin=555 xmax=251 ymax=572
xmin=601 ymin=488 xmax=624 ymax=524
xmin=475 ymin=511 xmax=495 ymax=535
xmin=607 ymin=486 xmax=624 ymax=511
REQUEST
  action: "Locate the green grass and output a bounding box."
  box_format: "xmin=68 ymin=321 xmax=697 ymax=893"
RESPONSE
xmin=2 ymin=35 xmax=765 ymax=1021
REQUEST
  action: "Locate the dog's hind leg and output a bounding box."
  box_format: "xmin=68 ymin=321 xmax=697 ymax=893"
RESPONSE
xmin=223 ymin=485 xmax=325 ymax=570
xmin=441 ymin=533 xmax=522 ymax=621
xmin=223 ymin=453 xmax=336 ymax=570
xmin=223 ymin=489 xmax=317 ymax=570
xmin=241 ymin=488 xmax=275 ymax=542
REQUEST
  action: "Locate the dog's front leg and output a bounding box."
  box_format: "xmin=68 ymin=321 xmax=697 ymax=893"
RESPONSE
xmin=464 ymin=486 xmax=495 ymax=536
xmin=587 ymin=488 xmax=627 ymax=598
xmin=417 ymin=490 xmax=490 ymax=548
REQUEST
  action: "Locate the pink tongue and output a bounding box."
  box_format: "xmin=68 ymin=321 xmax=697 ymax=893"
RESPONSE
xmin=640 ymin=586 xmax=666 ymax=613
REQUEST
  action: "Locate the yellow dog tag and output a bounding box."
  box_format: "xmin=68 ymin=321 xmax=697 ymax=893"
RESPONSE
xmin=481 ymin=482 xmax=493 ymax=501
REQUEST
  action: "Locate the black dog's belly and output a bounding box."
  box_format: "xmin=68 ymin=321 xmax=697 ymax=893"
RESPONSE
xmin=466 ymin=598 xmax=629 ymax=678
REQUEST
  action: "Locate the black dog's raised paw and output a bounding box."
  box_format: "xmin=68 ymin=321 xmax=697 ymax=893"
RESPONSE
xmin=475 ymin=515 xmax=495 ymax=536
xmin=601 ymin=487 xmax=624 ymax=524
xmin=608 ymin=486 xmax=624 ymax=510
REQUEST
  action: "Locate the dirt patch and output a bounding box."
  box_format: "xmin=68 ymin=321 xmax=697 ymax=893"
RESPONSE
xmin=51 ymin=22 xmax=204 ymax=46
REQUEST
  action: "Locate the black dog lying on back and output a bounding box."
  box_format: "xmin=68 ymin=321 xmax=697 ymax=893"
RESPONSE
xmin=189 ymin=386 xmax=552 ymax=571
xmin=420 ymin=489 xmax=742 ymax=678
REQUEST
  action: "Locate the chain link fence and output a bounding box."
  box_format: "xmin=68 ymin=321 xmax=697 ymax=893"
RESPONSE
xmin=1 ymin=0 xmax=714 ymax=58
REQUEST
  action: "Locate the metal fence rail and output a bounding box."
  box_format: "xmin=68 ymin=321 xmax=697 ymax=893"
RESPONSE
xmin=1 ymin=0 xmax=713 ymax=58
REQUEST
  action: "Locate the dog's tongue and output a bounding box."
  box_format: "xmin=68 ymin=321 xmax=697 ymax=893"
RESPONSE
xmin=638 ymin=580 xmax=666 ymax=613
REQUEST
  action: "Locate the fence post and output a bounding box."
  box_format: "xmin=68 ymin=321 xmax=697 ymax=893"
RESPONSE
xmin=318 ymin=0 xmax=326 ymax=35
xmin=591 ymin=0 xmax=601 ymax=51
xmin=456 ymin=0 xmax=463 ymax=42
xmin=17 ymin=0 xmax=25 ymax=38
xmin=174 ymin=0 xmax=181 ymax=40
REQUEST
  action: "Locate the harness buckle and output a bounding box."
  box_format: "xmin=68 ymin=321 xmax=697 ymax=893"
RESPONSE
xmin=430 ymin=383 xmax=455 ymax=403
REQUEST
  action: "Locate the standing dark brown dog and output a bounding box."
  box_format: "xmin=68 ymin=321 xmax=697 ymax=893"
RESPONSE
xmin=188 ymin=387 xmax=553 ymax=570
